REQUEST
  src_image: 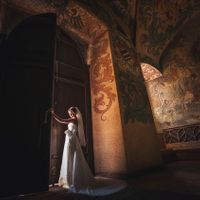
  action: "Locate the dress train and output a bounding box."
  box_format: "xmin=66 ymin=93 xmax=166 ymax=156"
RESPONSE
xmin=58 ymin=123 xmax=127 ymax=196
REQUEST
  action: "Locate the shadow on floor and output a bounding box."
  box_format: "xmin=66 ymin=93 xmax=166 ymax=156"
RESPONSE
xmin=1 ymin=161 xmax=200 ymax=200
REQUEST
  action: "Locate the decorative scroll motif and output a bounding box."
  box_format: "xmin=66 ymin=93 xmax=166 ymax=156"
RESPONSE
xmin=163 ymin=124 xmax=200 ymax=144
xmin=91 ymin=37 xmax=116 ymax=120
xmin=5 ymin=1 xmax=107 ymax=42
xmin=58 ymin=2 xmax=107 ymax=41
xmin=59 ymin=2 xmax=115 ymax=119
xmin=65 ymin=8 xmax=84 ymax=30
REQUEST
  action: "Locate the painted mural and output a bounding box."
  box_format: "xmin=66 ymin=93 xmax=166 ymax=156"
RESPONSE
xmin=107 ymin=1 xmax=136 ymax=28
xmin=147 ymin=14 xmax=200 ymax=133
xmin=112 ymin=31 xmax=152 ymax=123
xmin=77 ymin=0 xmax=114 ymax=28
xmin=106 ymin=0 xmax=136 ymax=43
xmin=137 ymin=0 xmax=200 ymax=68
xmin=90 ymin=34 xmax=116 ymax=121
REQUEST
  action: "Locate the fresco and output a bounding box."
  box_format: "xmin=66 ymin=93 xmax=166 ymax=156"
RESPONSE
xmin=77 ymin=0 xmax=114 ymax=28
xmin=107 ymin=1 xmax=136 ymax=29
xmin=107 ymin=0 xmax=136 ymax=42
xmin=136 ymin=0 xmax=200 ymax=68
xmin=110 ymin=29 xmax=161 ymax=170
xmin=90 ymin=34 xmax=116 ymax=121
xmin=112 ymin=31 xmax=152 ymax=123
xmin=147 ymin=14 xmax=200 ymax=133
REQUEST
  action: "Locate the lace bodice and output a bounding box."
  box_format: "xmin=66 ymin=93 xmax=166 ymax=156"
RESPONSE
xmin=64 ymin=122 xmax=77 ymax=139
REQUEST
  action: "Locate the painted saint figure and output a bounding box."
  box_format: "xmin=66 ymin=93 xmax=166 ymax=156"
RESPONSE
xmin=51 ymin=107 xmax=127 ymax=196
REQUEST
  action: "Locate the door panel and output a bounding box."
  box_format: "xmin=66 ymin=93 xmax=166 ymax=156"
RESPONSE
xmin=56 ymin=40 xmax=83 ymax=68
xmin=0 ymin=13 xmax=56 ymax=196
xmin=49 ymin=29 xmax=93 ymax=184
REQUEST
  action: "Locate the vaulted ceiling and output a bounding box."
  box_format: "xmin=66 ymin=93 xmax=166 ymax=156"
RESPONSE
xmin=136 ymin=0 xmax=200 ymax=69
xmin=3 ymin=0 xmax=200 ymax=70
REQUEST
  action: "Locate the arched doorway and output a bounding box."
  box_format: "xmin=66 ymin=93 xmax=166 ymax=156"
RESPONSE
xmin=49 ymin=27 xmax=93 ymax=184
xmin=0 ymin=12 xmax=94 ymax=196
xmin=1 ymin=1 xmax=127 ymax=194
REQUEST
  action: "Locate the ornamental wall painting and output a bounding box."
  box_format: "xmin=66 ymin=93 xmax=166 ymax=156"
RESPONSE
xmin=112 ymin=31 xmax=152 ymax=123
xmin=146 ymin=14 xmax=200 ymax=133
xmin=136 ymin=0 xmax=200 ymax=68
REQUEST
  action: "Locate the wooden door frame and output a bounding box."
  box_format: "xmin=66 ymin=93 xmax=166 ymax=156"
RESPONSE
xmin=2 ymin=0 xmax=125 ymax=177
xmin=49 ymin=27 xmax=94 ymax=185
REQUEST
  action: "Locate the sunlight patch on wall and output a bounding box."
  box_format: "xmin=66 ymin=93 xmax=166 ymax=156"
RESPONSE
xmin=140 ymin=62 xmax=162 ymax=82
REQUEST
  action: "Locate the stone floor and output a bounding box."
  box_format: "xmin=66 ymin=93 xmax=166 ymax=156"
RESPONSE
xmin=1 ymin=160 xmax=200 ymax=200
xmin=128 ymin=160 xmax=200 ymax=199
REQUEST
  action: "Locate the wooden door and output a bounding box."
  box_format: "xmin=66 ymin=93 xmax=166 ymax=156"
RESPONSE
xmin=0 ymin=13 xmax=56 ymax=196
xmin=49 ymin=28 xmax=93 ymax=184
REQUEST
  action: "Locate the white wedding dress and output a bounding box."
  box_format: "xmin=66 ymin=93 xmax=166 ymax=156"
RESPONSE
xmin=58 ymin=112 xmax=127 ymax=196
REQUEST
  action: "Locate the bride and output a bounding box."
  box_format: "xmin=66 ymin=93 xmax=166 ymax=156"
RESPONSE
xmin=51 ymin=106 xmax=127 ymax=196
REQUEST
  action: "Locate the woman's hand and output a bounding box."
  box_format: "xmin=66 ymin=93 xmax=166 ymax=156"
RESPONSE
xmin=49 ymin=108 xmax=54 ymax=114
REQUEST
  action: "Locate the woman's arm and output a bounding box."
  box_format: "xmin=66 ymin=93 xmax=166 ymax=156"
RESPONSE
xmin=51 ymin=109 xmax=75 ymax=125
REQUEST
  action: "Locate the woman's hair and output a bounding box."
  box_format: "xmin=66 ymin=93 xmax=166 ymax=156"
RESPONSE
xmin=68 ymin=106 xmax=86 ymax=146
xmin=68 ymin=106 xmax=77 ymax=114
